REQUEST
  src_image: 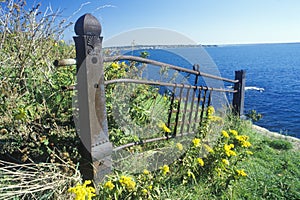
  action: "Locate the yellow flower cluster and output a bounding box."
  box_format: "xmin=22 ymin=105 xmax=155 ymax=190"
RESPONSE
xmin=192 ymin=138 xmax=201 ymax=147
xmin=224 ymin=144 xmax=236 ymax=157
xmin=235 ymin=135 xmax=251 ymax=147
xmin=203 ymin=144 xmax=214 ymax=153
xmin=222 ymin=159 xmax=230 ymax=165
xmin=158 ymin=121 xmax=171 ymax=133
xmin=207 ymin=106 xmax=215 ymax=116
xmin=209 ymin=115 xmax=223 ymax=122
xmin=143 ymin=169 xmax=150 ymax=175
xmin=111 ymin=62 xmax=119 ymax=69
xmin=119 ymin=176 xmax=136 ymax=191
xmin=229 ymin=129 xmax=238 ymax=136
xmin=236 ymin=169 xmax=247 ymax=177
xmin=160 ymin=164 xmax=170 ymax=175
xmin=111 ymin=61 xmax=127 ymax=69
xmin=176 ymin=142 xmax=183 ymax=151
xmin=221 ymin=130 xmax=230 ymax=138
xmin=104 ymin=180 xmax=115 ymax=190
xmin=68 ymin=180 xmax=96 ymax=200
xmin=197 ymin=158 xmax=204 ymax=166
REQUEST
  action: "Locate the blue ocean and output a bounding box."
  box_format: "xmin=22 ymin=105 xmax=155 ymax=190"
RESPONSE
xmin=123 ymin=43 xmax=300 ymax=138
xmin=204 ymin=43 xmax=300 ymax=138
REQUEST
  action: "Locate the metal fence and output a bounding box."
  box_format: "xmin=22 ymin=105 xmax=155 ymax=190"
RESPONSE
xmin=55 ymin=14 xmax=245 ymax=183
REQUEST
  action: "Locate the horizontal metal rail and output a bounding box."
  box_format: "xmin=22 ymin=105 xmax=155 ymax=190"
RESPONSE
xmin=104 ymin=55 xmax=238 ymax=83
xmin=105 ymin=78 xmax=237 ymax=93
xmin=53 ymin=56 xmax=238 ymax=84
xmin=113 ymin=131 xmax=194 ymax=152
xmin=53 ymin=58 xmax=77 ymax=67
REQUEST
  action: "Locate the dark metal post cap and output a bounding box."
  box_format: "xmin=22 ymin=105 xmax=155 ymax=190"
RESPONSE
xmin=75 ymin=13 xmax=101 ymax=36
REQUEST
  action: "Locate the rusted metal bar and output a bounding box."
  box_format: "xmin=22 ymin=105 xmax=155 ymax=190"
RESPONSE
xmin=113 ymin=130 xmax=196 ymax=152
xmin=199 ymin=89 xmax=208 ymax=127
xmin=187 ymin=89 xmax=196 ymax=133
xmin=54 ymin=56 xmax=237 ymax=83
xmin=193 ymin=88 xmax=202 ymax=131
xmin=104 ymin=55 xmax=238 ymax=83
xmin=167 ymin=86 xmax=176 ymax=129
xmin=105 ymin=79 xmax=236 ymax=93
xmin=53 ymin=58 xmax=77 ymax=67
xmin=180 ymin=86 xmax=192 ymax=135
xmin=174 ymin=86 xmax=184 ymax=136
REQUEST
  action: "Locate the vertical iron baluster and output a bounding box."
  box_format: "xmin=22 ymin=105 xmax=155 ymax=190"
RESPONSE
xmin=187 ymin=85 xmax=196 ymax=134
xmin=174 ymin=85 xmax=184 ymax=137
xmin=167 ymin=86 xmax=177 ymax=132
xmin=193 ymin=87 xmax=202 ymax=131
xmin=199 ymin=88 xmax=207 ymax=127
xmin=180 ymin=85 xmax=191 ymax=135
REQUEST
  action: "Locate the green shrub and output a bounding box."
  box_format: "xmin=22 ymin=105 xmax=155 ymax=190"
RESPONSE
xmin=267 ymin=139 xmax=293 ymax=150
xmin=0 ymin=0 xmax=78 ymax=166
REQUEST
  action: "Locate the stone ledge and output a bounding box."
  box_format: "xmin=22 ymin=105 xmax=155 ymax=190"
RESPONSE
xmin=252 ymin=124 xmax=300 ymax=151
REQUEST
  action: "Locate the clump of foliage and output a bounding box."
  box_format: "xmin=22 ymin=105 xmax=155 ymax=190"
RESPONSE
xmin=246 ymin=109 xmax=262 ymax=121
xmin=0 ymin=0 xmax=78 ymax=166
xmin=96 ymin=107 xmax=254 ymax=199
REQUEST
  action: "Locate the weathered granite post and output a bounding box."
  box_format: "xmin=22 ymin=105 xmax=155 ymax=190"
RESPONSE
xmin=233 ymin=70 xmax=246 ymax=116
xmin=74 ymin=13 xmax=112 ymax=183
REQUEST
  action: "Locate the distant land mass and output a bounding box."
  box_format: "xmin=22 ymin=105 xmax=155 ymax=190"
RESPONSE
xmin=103 ymin=44 xmax=219 ymax=51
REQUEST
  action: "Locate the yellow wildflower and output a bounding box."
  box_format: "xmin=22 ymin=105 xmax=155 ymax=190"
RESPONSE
xmin=236 ymin=169 xmax=247 ymax=177
xmin=119 ymin=176 xmax=136 ymax=191
xmin=111 ymin=62 xmax=120 ymax=69
xmin=224 ymin=144 xmax=236 ymax=157
xmin=104 ymin=180 xmax=115 ymax=190
xmin=158 ymin=121 xmax=171 ymax=133
xmin=235 ymin=135 xmax=249 ymax=142
xmin=203 ymin=144 xmax=214 ymax=153
xmin=235 ymin=135 xmax=251 ymax=147
xmin=176 ymin=143 xmax=183 ymax=151
xmin=207 ymin=106 xmax=215 ymax=116
xmin=163 ymin=96 xmax=168 ymax=101
xmin=142 ymin=188 xmax=148 ymax=195
xmin=197 ymin=158 xmax=204 ymax=166
xmin=160 ymin=165 xmax=170 ymax=175
xmin=68 ymin=180 xmax=96 ymax=200
xmin=192 ymin=138 xmax=201 ymax=147
xmin=221 ymin=130 xmax=230 ymax=138
xmin=147 ymin=185 xmax=153 ymax=190
xmin=246 ymin=150 xmax=253 ymax=155
xmin=229 ymin=129 xmax=238 ymax=136
xmin=143 ymin=169 xmax=150 ymax=175
xmin=222 ymin=159 xmax=229 ymax=165
xmin=209 ymin=115 xmax=223 ymax=122
xmin=120 ymin=61 xmax=127 ymax=67
xmin=242 ymin=141 xmax=251 ymax=147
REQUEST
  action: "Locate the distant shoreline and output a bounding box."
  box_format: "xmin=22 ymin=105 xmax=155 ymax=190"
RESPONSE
xmin=103 ymin=42 xmax=300 ymax=50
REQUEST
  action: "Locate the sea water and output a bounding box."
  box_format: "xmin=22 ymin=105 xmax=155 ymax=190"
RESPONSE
xmin=205 ymin=43 xmax=300 ymax=138
xmin=123 ymin=43 xmax=300 ymax=138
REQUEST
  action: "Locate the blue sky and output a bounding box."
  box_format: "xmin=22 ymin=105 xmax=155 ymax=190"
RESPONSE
xmin=24 ymin=0 xmax=300 ymax=44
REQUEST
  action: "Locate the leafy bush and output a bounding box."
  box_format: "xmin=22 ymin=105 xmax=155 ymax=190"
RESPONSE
xmin=0 ymin=0 xmax=78 ymax=166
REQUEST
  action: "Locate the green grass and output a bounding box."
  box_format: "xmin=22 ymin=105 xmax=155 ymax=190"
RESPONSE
xmin=160 ymin=127 xmax=300 ymax=200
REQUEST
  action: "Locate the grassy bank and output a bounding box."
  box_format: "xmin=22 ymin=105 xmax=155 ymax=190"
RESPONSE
xmin=92 ymin=118 xmax=299 ymax=200
xmin=164 ymin=124 xmax=300 ymax=199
